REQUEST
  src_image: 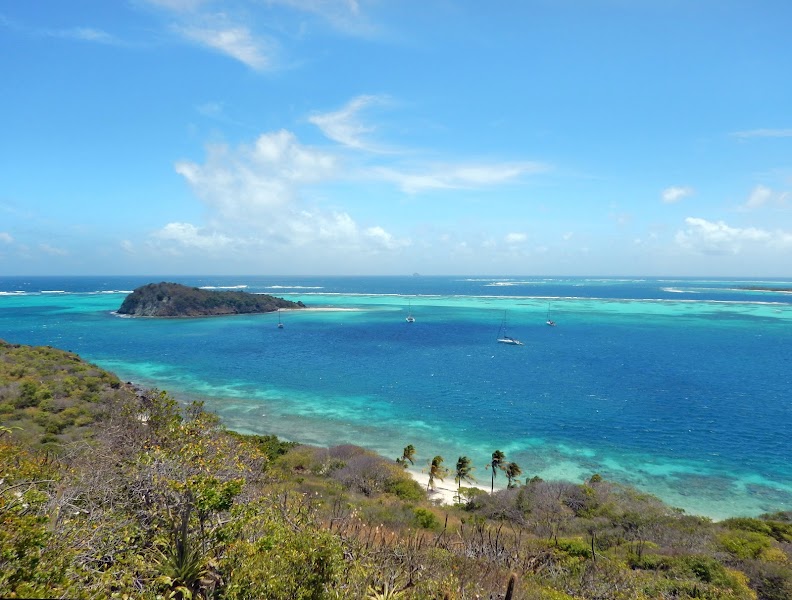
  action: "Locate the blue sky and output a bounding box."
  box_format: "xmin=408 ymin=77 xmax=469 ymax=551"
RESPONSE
xmin=1 ymin=1 xmax=791 ymax=276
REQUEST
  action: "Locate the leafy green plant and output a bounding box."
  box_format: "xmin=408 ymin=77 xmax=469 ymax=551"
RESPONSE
xmin=154 ymin=504 xmax=207 ymax=599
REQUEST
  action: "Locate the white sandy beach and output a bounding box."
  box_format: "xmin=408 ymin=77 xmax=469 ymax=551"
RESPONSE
xmin=408 ymin=470 xmax=491 ymax=505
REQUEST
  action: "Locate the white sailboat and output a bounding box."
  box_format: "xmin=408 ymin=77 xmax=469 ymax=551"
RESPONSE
xmin=277 ymin=308 xmax=284 ymax=328
xmin=546 ymin=304 xmax=556 ymax=327
xmin=497 ymin=312 xmax=523 ymax=345
xmin=406 ymin=300 xmax=415 ymax=323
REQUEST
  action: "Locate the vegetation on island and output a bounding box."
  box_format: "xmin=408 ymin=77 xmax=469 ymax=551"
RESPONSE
xmin=117 ymin=282 xmax=305 ymax=317
xmin=2 ymin=339 xmax=792 ymax=599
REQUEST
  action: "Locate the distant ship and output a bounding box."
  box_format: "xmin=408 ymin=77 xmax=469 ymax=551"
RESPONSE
xmin=497 ymin=312 xmax=523 ymax=345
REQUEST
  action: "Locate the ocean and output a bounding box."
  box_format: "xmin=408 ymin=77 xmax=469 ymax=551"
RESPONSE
xmin=1 ymin=275 xmax=790 ymax=519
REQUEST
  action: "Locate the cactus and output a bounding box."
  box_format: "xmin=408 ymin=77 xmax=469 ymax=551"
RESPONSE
xmin=504 ymin=572 xmax=517 ymax=600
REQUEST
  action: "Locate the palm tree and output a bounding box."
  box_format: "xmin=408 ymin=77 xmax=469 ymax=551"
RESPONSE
xmin=505 ymin=461 xmax=522 ymax=488
xmin=454 ymin=456 xmax=475 ymax=502
xmin=427 ymin=455 xmax=448 ymax=491
xmin=396 ymin=444 xmax=416 ymax=468
xmin=488 ymin=450 xmax=506 ymax=493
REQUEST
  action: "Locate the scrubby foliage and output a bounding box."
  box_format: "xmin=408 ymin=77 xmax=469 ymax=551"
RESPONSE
xmin=117 ymin=282 xmax=305 ymax=317
xmin=1 ymin=340 xmax=791 ymax=599
xmin=0 ymin=340 xmax=128 ymax=449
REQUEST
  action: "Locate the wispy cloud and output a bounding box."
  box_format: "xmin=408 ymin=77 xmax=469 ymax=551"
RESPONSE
xmin=373 ymin=162 xmax=548 ymax=194
xmin=731 ymin=128 xmax=792 ymax=139
xmin=0 ymin=232 xmax=13 ymax=244
xmin=309 ymin=95 xmax=389 ymax=151
xmin=144 ymin=0 xmax=210 ymax=11
xmin=674 ymin=217 xmax=792 ymax=255
xmin=744 ymin=185 xmax=773 ymax=210
xmin=196 ymin=101 xmax=224 ymax=118
xmin=266 ymin=0 xmax=378 ymax=37
xmin=662 ymin=185 xmax=693 ymax=203
xmin=740 ymin=184 xmax=789 ymax=211
xmin=39 ymin=243 xmax=68 ymax=256
xmin=56 ymin=27 xmax=118 ymax=44
xmin=175 ymin=22 xmax=272 ymax=70
xmin=505 ymin=232 xmax=527 ymax=244
xmin=1 ymin=12 xmax=117 ymax=44
xmin=142 ymin=0 xmax=276 ymax=69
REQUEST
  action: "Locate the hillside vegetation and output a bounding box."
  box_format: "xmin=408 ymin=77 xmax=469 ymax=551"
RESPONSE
xmin=1 ymin=340 xmax=791 ymax=599
xmin=117 ymin=282 xmax=305 ymax=317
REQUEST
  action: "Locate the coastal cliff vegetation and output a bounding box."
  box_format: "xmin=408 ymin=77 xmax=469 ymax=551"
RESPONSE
xmin=117 ymin=282 xmax=305 ymax=317
xmin=1 ymin=340 xmax=791 ymax=599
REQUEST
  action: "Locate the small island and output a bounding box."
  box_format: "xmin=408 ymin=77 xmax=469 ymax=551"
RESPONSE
xmin=117 ymin=282 xmax=305 ymax=317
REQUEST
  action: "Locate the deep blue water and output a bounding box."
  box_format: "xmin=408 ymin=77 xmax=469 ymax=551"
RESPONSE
xmin=1 ymin=275 xmax=791 ymax=519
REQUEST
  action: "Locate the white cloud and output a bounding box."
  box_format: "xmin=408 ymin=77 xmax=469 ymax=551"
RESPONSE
xmin=674 ymin=217 xmax=780 ymax=255
xmin=284 ymin=211 xmax=409 ymax=251
xmin=374 ymin=162 xmax=548 ymax=194
xmin=144 ymin=0 xmax=209 ymax=11
xmin=0 ymin=232 xmax=13 ymax=244
xmin=504 ymin=232 xmax=527 ymax=244
xmin=39 ymin=243 xmax=68 ymax=256
xmin=143 ymin=1 xmax=272 ymax=69
xmin=741 ymin=184 xmax=789 ymax=210
xmin=175 ymin=22 xmax=271 ymax=70
xmin=175 ymin=129 xmax=338 ymax=221
xmin=662 ymin=186 xmax=693 ymax=203
xmin=168 ymin=128 xmax=408 ymax=256
xmin=61 ymin=27 xmax=117 ymax=44
xmin=196 ymin=101 xmax=224 ymax=118
xmin=365 ymin=226 xmax=410 ymax=250
xmin=309 ymin=95 xmax=387 ymax=151
xmin=744 ymin=185 xmax=773 ymax=210
xmin=732 ymin=128 xmax=792 ymax=139
xmin=152 ymin=222 xmax=232 ymax=251
xmin=266 ymin=0 xmax=376 ymax=37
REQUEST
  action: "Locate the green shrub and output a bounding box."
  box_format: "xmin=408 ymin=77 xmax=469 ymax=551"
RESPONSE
xmin=222 ymin=517 xmax=342 ymax=599
xmin=14 ymin=381 xmax=40 ymax=408
xmin=413 ymin=507 xmax=440 ymax=530
xmin=627 ymin=552 xmax=663 ymax=570
xmin=39 ymin=397 xmax=57 ymax=413
xmin=722 ymin=517 xmax=773 ymax=535
xmin=718 ymin=529 xmax=772 ymax=559
xmin=384 ymin=475 xmax=425 ymax=502
xmin=230 ymin=432 xmax=298 ymax=461
xmin=667 ymin=555 xmax=730 ymax=584
xmin=32 ymin=410 xmax=50 ymax=428
xmin=73 ymin=414 xmax=95 ymax=427
xmin=555 ymin=537 xmax=592 ymax=559
xmin=44 ymin=417 xmax=66 ymax=435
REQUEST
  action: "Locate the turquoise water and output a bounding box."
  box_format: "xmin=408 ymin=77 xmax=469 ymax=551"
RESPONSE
xmin=1 ymin=275 xmax=791 ymax=519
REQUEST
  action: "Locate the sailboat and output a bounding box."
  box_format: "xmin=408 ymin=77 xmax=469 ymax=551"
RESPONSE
xmin=406 ymin=300 xmax=415 ymax=323
xmin=546 ymin=304 xmax=556 ymax=327
xmin=277 ymin=308 xmax=284 ymax=328
xmin=497 ymin=312 xmax=523 ymax=345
